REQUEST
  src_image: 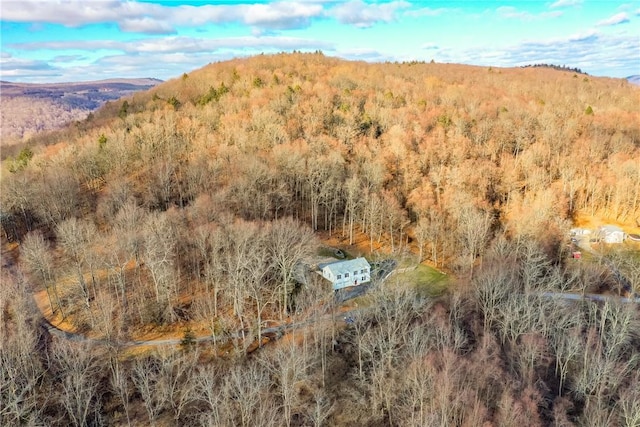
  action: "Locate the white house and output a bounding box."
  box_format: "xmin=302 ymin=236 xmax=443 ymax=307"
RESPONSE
xmin=319 ymin=257 xmax=371 ymax=291
xmin=597 ymin=225 xmax=625 ymax=244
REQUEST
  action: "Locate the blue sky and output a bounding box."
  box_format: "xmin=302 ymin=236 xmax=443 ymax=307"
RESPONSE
xmin=1 ymin=0 xmax=639 ymax=83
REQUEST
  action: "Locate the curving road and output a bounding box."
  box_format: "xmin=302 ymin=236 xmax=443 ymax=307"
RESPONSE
xmin=39 ymin=281 xmax=380 ymax=350
xmin=539 ymin=292 xmax=640 ymax=304
xmin=40 ymin=310 xmax=341 ymax=350
xmin=40 ymin=249 xmax=637 ymax=351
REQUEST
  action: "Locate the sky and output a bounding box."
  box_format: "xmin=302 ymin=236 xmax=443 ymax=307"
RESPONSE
xmin=1 ymin=0 xmax=639 ymax=83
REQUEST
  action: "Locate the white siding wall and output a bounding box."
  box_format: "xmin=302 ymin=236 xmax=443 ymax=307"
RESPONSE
xmin=321 ymin=258 xmax=371 ymax=290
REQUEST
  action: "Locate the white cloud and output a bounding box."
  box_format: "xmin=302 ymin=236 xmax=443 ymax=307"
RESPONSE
xmin=0 ymin=53 xmax=62 ymax=79
xmin=567 ymin=30 xmax=599 ymax=43
xmin=497 ymin=6 xmax=562 ymax=20
xmin=51 ymin=54 xmax=87 ymax=63
xmin=242 ymin=2 xmax=323 ymax=29
xmin=10 ymin=35 xmax=333 ymax=55
xmin=119 ymin=18 xmax=177 ymax=35
xmin=433 ymin=31 xmax=639 ymax=77
xmin=550 ymin=0 xmax=582 ymax=8
xmin=1 ymin=0 xmax=326 ymax=33
xmin=335 ymin=47 xmax=395 ymax=62
xmin=166 ymin=4 xmax=229 ymax=27
xmin=3 ymin=35 xmax=335 ymax=81
xmin=405 ymin=7 xmax=449 ymax=18
xmin=86 ymin=37 xmax=333 ymax=79
xmin=10 ymin=40 xmax=124 ymax=51
xmin=0 ymin=53 xmax=55 ymax=71
xmin=421 ymin=43 xmax=439 ymax=50
xmin=0 ymin=68 xmax=63 ymax=79
xmin=597 ymin=13 xmax=630 ymax=26
xmin=170 ymin=2 xmax=324 ymax=29
xmin=2 ymin=1 xmax=162 ymax=28
xmin=330 ymin=0 xmax=410 ymax=28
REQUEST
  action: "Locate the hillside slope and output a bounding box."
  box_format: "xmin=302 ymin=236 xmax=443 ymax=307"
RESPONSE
xmin=4 ymin=51 xmax=640 ymax=299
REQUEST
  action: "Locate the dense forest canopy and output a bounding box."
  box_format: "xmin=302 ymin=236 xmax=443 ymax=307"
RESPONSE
xmin=521 ymin=64 xmax=587 ymax=75
xmin=1 ymin=53 xmax=639 ymax=426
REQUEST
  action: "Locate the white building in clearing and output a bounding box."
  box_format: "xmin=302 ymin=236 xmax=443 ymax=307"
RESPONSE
xmin=319 ymin=257 xmax=371 ymax=291
xmin=597 ymin=225 xmax=625 ymax=244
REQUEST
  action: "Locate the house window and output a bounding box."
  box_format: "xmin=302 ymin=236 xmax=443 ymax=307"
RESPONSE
xmin=345 ymin=273 xmax=349 ymax=278
xmin=337 ymin=274 xmax=342 ymax=280
xmin=360 ymin=269 xmax=365 ymax=274
xmin=353 ymin=271 xmax=357 ymax=276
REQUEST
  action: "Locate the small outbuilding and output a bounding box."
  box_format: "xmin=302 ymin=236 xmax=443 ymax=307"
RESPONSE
xmin=319 ymin=257 xmax=371 ymax=291
xmin=597 ymin=225 xmax=625 ymax=244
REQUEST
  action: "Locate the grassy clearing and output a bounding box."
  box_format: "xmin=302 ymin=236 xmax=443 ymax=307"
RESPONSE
xmin=396 ymin=264 xmax=450 ymax=297
xmin=317 ymin=246 xmax=339 ymax=258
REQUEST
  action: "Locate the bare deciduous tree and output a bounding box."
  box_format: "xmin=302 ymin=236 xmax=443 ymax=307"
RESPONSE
xmin=108 ymin=351 xmax=132 ymax=426
xmin=0 ymin=271 xmax=45 ymax=425
xmin=266 ymin=217 xmax=315 ymax=317
xmin=308 ymin=389 xmax=334 ymax=427
xmin=263 ymin=339 xmax=313 ymax=427
xmin=222 ymin=362 xmax=275 ymax=427
xmin=193 ymin=365 xmax=224 ymax=424
xmin=132 ymin=355 xmax=170 ymax=424
xmin=0 ymin=172 xmax=37 ymax=236
xmin=31 ymin=166 xmax=81 ymax=227
xmin=20 ymin=230 xmax=65 ymax=317
xmin=52 ymin=341 xmax=102 ymax=427
xmin=618 ymin=372 xmax=640 ymax=427
xmin=342 ymin=176 xmax=360 ymax=245
xmin=473 ymin=263 xmax=513 ymax=334
xmin=142 ymin=212 xmax=179 ymax=323
xmin=56 ymin=217 xmax=98 ymax=308
xmin=456 ymin=204 xmax=492 ymax=276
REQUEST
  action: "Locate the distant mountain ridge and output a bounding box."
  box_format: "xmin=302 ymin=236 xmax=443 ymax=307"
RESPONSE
xmin=0 ymin=77 xmax=162 ymax=85
xmin=1 ymin=78 xmax=162 ymax=98
xmin=0 ymin=78 xmax=162 ymax=143
xmin=627 ymin=75 xmax=640 ymax=86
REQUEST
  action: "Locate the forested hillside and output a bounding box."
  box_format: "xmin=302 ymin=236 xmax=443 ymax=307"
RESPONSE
xmin=1 ymin=53 xmax=639 ymax=426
